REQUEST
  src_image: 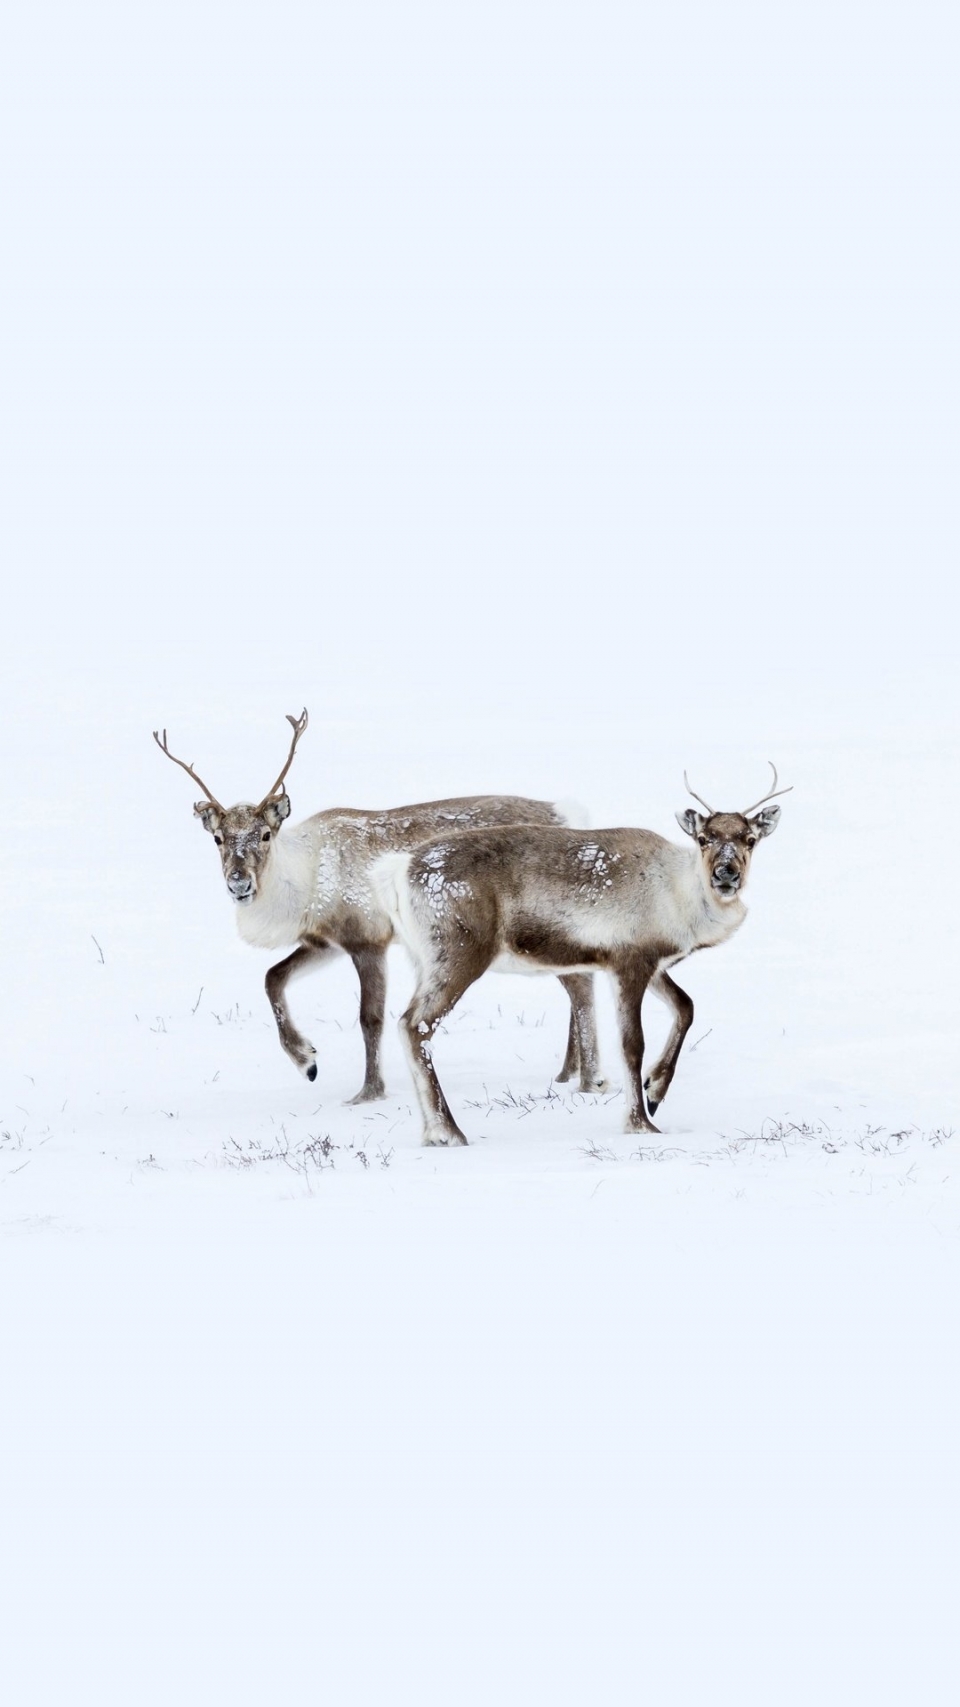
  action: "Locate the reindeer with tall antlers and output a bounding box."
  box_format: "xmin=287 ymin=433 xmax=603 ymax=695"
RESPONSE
xmin=153 ymin=711 xmax=604 ymax=1102
xmin=372 ymin=766 xmax=790 ymax=1144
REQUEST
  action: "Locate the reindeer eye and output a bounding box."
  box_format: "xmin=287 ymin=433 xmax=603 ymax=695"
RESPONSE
xmin=214 ymin=835 xmax=223 ymax=846
xmin=747 ymin=836 xmax=757 ymax=849
xmin=697 ymin=835 xmax=707 ymax=848
xmin=262 ymin=831 xmax=271 ymax=843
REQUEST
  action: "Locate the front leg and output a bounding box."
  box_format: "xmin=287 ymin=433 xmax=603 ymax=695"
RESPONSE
xmin=612 ymin=956 xmax=660 ymax=1134
xmin=400 ymin=952 xmax=490 ymax=1146
xmin=265 ymin=939 xmax=339 ymax=1081
xmin=347 ymin=947 xmax=387 ymax=1103
xmin=643 ymin=970 xmax=694 ymax=1114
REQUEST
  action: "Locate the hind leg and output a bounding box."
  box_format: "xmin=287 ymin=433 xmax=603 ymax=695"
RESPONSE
xmin=556 ymin=974 xmax=607 ymax=1092
xmin=554 ymin=1002 xmax=580 ymax=1083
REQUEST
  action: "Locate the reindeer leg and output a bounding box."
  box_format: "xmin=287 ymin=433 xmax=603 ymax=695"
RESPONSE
xmin=554 ymin=1000 xmax=580 ymax=1084
xmin=400 ymin=955 xmax=489 ymax=1146
xmin=643 ymin=970 xmax=694 ymax=1115
xmin=265 ymin=940 xmax=339 ymax=1082
xmin=347 ymin=948 xmax=388 ymax=1104
xmin=613 ymin=957 xmax=661 ymax=1135
xmin=556 ymin=974 xmax=607 ymax=1092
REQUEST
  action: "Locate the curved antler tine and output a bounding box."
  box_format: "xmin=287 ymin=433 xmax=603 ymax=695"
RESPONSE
xmin=152 ymin=728 xmax=224 ymax=810
xmin=743 ymin=760 xmax=794 ymax=816
xmin=683 ymin=770 xmax=716 ymax=816
xmin=257 ymin=708 xmax=309 ymax=809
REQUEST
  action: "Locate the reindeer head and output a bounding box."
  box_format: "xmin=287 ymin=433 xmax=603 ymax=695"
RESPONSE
xmin=153 ymin=711 xmax=308 ymax=906
xmin=676 ymin=763 xmax=789 ymax=902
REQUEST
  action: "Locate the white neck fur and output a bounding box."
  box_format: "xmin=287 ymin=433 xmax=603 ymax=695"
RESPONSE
xmin=234 ymin=823 xmax=316 ymax=950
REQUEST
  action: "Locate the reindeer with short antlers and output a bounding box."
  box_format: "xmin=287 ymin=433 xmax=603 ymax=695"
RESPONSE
xmin=153 ymin=711 xmax=605 ymax=1103
xmin=372 ymin=766 xmax=791 ymax=1145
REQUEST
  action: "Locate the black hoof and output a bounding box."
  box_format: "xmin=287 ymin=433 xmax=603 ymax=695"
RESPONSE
xmin=646 ymin=1097 xmax=659 ymax=1116
xmin=306 ymin=1063 xmax=317 ymax=1082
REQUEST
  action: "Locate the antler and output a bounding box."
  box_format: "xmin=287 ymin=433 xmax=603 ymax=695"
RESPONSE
xmin=683 ymin=770 xmax=716 ymax=815
xmin=256 ymin=709 xmax=309 ymax=810
xmin=152 ymin=729 xmax=224 ymax=810
xmin=743 ymin=761 xmax=794 ymax=816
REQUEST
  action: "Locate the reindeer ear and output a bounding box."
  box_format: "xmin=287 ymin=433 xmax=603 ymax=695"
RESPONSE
xmin=194 ymin=802 xmax=222 ymax=834
xmin=675 ymin=809 xmax=702 ymax=838
xmin=750 ymin=804 xmax=781 ymax=838
xmin=263 ymin=794 xmax=291 ymax=830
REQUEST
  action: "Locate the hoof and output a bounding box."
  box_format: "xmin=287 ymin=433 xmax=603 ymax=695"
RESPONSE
xmin=305 ymin=1062 xmax=318 ymax=1082
xmin=346 ymin=1081 xmax=386 ymax=1106
xmin=578 ymin=1077 xmax=609 ymax=1094
xmin=423 ymin=1129 xmax=469 ymax=1147
xmin=554 ymin=1068 xmax=573 ymax=1084
xmin=626 ymin=1111 xmax=661 ymax=1136
xmin=643 ymin=1075 xmax=664 ymax=1114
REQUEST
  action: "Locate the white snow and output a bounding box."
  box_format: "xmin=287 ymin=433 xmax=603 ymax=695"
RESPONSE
xmin=2 ymin=3 xmax=959 ymax=1703
xmin=3 ymin=706 xmax=958 ymax=1706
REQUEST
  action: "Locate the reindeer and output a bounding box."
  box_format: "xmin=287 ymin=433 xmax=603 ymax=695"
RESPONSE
xmin=153 ymin=710 xmax=604 ymax=1103
xmin=372 ymin=767 xmax=790 ymax=1144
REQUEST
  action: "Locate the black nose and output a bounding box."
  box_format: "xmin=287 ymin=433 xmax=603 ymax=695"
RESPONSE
xmin=715 ymin=863 xmax=738 ymax=882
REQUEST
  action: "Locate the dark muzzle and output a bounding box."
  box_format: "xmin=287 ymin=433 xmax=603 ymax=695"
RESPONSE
xmin=711 ymin=852 xmax=742 ymax=895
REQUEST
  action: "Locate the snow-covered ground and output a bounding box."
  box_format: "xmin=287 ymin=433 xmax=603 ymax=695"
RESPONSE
xmin=3 ymin=698 xmax=958 ymax=1704
xmin=3 ymin=3 xmax=959 ymax=1702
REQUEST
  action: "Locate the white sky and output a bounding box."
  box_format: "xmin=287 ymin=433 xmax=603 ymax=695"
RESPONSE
xmin=2 ymin=2 xmax=957 ymax=747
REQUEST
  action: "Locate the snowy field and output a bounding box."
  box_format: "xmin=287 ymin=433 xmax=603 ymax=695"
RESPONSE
xmin=4 ymin=703 xmax=958 ymax=1704
xmin=3 ymin=3 xmax=959 ymax=1703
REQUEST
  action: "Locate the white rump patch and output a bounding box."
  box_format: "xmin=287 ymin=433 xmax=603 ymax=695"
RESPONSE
xmin=370 ymin=851 xmax=420 ymax=952
xmin=552 ymin=797 xmax=590 ymax=829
